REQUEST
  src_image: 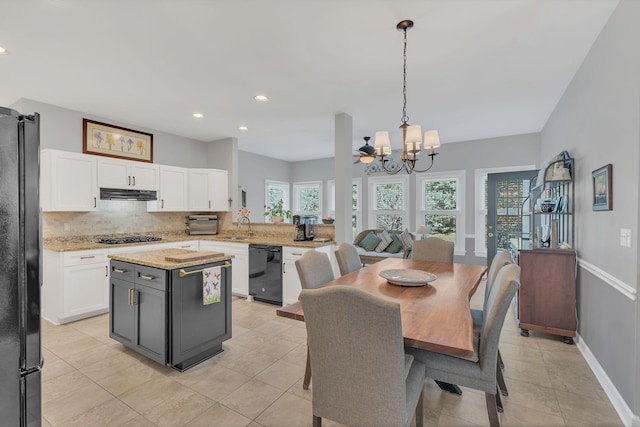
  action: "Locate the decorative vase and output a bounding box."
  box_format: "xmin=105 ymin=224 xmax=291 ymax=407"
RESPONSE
xmin=272 ymin=215 xmax=284 ymax=224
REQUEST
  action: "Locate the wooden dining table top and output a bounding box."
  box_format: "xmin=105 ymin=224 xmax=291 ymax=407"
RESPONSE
xmin=276 ymin=258 xmax=488 ymax=359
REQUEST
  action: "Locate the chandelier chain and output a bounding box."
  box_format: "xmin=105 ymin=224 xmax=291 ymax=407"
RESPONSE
xmin=401 ymin=26 xmax=409 ymax=125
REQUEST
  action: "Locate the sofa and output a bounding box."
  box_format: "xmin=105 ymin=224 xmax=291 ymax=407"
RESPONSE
xmin=353 ymin=229 xmax=414 ymax=265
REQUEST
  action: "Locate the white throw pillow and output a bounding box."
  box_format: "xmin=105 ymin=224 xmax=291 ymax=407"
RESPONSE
xmin=374 ymin=230 xmax=393 ymax=253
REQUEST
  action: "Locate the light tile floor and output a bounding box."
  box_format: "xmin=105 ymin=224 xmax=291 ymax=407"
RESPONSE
xmin=41 ymin=282 xmax=624 ymax=426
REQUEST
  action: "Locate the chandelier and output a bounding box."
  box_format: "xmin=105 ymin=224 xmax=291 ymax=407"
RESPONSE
xmin=369 ymin=20 xmax=440 ymax=175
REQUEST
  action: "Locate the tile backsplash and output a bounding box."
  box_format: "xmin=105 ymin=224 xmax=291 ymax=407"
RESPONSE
xmin=42 ymin=200 xmax=196 ymax=237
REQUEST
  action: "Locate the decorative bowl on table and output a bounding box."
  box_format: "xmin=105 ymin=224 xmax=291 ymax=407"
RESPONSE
xmin=322 ymin=218 xmax=335 ymax=224
xmin=379 ymin=269 xmax=437 ymax=287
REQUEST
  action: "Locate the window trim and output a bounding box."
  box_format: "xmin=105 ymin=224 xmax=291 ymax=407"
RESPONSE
xmin=368 ymin=175 xmax=409 ymax=233
xmin=473 ymin=165 xmax=536 ymax=257
xmin=415 ymin=170 xmax=466 ymax=256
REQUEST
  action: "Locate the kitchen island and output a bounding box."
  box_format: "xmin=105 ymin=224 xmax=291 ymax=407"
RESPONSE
xmin=108 ymin=248 xmax=233 ymax=371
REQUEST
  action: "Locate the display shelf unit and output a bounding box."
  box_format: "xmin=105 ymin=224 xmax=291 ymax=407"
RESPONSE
xmin=517 ymin=156 xmax=577 ymax=343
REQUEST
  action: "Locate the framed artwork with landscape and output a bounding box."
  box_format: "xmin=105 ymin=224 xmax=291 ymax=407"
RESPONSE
xmin=83 ymin=119 xmax=153 ymax=163
xmin=592 ymin=164 xmax=612 ymax=211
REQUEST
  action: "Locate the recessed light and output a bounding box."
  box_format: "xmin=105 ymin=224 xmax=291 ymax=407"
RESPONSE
xmin=238 ymin=126 xmax=248 ymax=131
xmin=253 ymin=95 xmax=269 ymax=102
xmin=193 ymin=113 xmax=204 ymax=118
xmin=0 ymin=47 xmax=9 ymax=55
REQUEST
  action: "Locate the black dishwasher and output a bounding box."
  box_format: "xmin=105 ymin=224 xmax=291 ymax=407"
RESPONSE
xmin=248 ymin=245 xmax=282 ymax=305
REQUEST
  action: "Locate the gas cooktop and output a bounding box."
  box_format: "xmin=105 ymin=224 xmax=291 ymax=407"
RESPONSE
xmin=97 ymin=235 xmax=163 ymax=245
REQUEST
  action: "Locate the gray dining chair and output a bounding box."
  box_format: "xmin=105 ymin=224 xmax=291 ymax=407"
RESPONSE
xmin=300 ymin=286 xmax=425 ymax=427
xmin=295 ymin=250 xmax=336 ymax=390
xmin=406 ymin=264 xmax=521 ymax=427
xmin=472 ymin=249 xmax=513 ymax=393
xmin=410 ymin=237 xmax=454 ymax=263
xmin=334 ymin=242 xmax=363 ymax=276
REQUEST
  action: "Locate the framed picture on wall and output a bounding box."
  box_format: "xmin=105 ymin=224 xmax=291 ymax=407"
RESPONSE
xmin=592 ymin=164 xmax=612 ymax=211
xmin=83 ymin=119 xmax=153 ymax=163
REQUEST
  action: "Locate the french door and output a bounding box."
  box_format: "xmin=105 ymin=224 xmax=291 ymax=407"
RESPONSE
xmin=486 ymin=170 xmax=538 ymax=266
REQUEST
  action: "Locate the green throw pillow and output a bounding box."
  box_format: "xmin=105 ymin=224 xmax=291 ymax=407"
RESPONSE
xmin=385 ymin=233 xmax=404 ymax=254
xmin=359 ymin=232 xmax=382 ymax=252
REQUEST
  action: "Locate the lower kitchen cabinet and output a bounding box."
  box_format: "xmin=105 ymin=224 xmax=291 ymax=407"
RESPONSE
xmin=282 ymin=245 xmax=336 ymax=306
xmin=42 ymin=249 xmax=109 ymax=325
xmin=110 ymin=261 xmax=168 ymax=364
xmin=200 ymin=241 xmax=248 ymax=296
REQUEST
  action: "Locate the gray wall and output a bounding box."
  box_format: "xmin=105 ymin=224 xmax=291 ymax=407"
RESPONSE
xmin=13 ymin=98 xmax=210 ymax=168
xmin=238 ymin=150 xmax=291 ymax=222
xmin=540 ymin=0 xmax=640 ymax=414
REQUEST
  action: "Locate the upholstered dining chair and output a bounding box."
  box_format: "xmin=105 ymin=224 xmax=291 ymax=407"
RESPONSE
xmin=295 ymin=250 xmax=336 ymax=390
xmin=299 ymin=286 xmax=425 ymax=427
xmin=406 ymin=264 xmax=521 ymax=427
xmin=334 ymin=243 xmax=363 ymax=276
xmin=410 ymin=237 xmax=454 ymax=263
xmin=472 ymin=249 xmax=513 ymax=393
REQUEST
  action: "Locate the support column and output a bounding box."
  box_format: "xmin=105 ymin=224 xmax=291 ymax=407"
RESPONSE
xmin=334 ymin=113 xmax=353 ymax=244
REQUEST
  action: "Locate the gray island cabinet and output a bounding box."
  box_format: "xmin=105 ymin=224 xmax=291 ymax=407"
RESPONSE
xmin=108 ymin=248 xmax=232 ymax=371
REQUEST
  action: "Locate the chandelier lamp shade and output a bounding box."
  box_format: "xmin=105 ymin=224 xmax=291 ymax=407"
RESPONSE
xmin=370 ymin=19 xmax=441 ymax=175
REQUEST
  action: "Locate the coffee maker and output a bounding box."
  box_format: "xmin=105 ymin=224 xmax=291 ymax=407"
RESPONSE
xmin=293 ymin=215 xmax=316 ymax=241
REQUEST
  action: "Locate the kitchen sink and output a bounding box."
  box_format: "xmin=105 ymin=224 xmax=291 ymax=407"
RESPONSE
xmin=226 ymin=236 xmax=248 ymax=240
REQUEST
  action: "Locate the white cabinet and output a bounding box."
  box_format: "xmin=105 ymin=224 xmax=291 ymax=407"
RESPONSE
xmin=147 ymin=165 xmax=188 ymax=211
xmin=199 ymin=241 xmax=249 ymax=296
xmin=41 ymin=149 xmax=98 ymax=212
xmin=282 ymin=245 xmax=335 ymax=306
xmin=97 ymin=157 xmax=158 ymax=191
xmin=42 ymin=249 xmax=109 ymax=325
xmin=188 ymin=168 xmax=229 ymax=211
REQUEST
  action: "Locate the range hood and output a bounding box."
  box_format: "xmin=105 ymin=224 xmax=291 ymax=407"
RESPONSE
xmin=100 ymin=187 xmax=158 ymax=201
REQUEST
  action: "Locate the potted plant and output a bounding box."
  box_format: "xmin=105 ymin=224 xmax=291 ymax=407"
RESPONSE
xmin=264 ymin=199 xmax=291 ymax=223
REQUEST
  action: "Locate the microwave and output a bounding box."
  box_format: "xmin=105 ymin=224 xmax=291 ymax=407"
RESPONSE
xmin=187 ymin=215 xmax=218 ymax=235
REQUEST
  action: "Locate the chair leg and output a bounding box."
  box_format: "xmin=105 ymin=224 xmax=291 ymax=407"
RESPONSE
xmin=497 ymin=360 xmax=509 ymax=396
xmin=485 ymin=393 xmax=501 ymax=427
xmin=495 ymin=388 xmax=504 ymax=413
xmin=303 ymin=346 xmax=312 ymax=390
xmin=415 ymin=388 xmax=424 ymax=427
xmin=313 ymin=415 xmax=322 ymax=427
xmin=498 ymin=349 xmax=505 ymax=370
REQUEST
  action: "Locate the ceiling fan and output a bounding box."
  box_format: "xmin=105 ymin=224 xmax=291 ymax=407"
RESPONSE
xmin=353 ymin=136 xmax=401 ymax=164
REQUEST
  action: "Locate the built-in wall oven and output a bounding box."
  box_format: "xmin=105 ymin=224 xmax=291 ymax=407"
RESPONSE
xmin=248 ymin=245 xmax=282 ymax=305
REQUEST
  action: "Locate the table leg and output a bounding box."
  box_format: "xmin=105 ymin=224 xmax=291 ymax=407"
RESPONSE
xmin=435 ymin=380 xmax=462 ymax=395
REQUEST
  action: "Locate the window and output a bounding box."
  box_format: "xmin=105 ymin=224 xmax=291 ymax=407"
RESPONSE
xmin=416 ymin=171 xmax=465 ymax=255
xmin=328 ymin=178 xmax=362 ymax=239
xmin=293 ymin=181 xmax=322 ymax=219
xmin=474 ymin=165 xmax=535 ymax=257
xmin=265 ymin=180 xmax=290 ymax=222
xmin=368 ymin=176 xmax=408 ymax=232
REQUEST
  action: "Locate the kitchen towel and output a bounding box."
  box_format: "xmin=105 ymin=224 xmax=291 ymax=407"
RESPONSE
xmin=203 ymin=266 xmax=221 ymax=305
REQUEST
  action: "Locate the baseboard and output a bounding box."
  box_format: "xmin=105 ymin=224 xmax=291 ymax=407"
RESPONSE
xmin=576 ymin=334 xmax=636 ymax=427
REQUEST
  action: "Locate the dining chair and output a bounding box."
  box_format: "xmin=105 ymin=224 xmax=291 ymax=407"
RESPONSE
xmin=406 ymin=264 xmax=521 ymax=427
xmin=334 ymin=242 xmax=363 ymax=276
xmin=295 ymin=250 xmax=336 ymax=390
xmin=472 ymin=249 xmax=513 ymax=390
xmin=410 ymin=237 xmax=454 ymax=263
xmin=299 ymin=286 xmax=425 ymax=427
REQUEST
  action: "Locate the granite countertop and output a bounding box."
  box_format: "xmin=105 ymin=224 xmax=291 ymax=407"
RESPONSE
xmin=109 ymin=248 xmax=234 ymax=270
xmin=44 ymin=232 xmax=334 ymax=252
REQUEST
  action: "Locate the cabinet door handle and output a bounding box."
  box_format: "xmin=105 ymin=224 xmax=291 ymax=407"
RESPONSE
xmin=128 ymin=176 xmax=131 ymax=186
xmin=292 ymin=252 xmax=303 ymax=256
xmin=114 ymin=268 xmax=126 ymax=273
xmin=180 ymin=245 xmax=190 ymax=248
xmin=132 ymin=176 xmax=136 ymax=186
xmin=105 ymin=266 xmax=108 ymax=277
xmin=80 ymin=255 xmax=95 ymax=259
xmin=161 ymin=199 xmax=164 ymax=209
xmin=128 ymin=288 xmax=133 ymax=305
xmin=132 ymin=289 xmax=137 ymax=305
xmin=93 ymin=197 xmax=97 ymax=208
xmin=209 ymin=200 xmax=211 ymax=209
xmin=283 ymin=263 xmax=286 ymax=274
xmin=139 ymin=274 xmax=155 ymax=281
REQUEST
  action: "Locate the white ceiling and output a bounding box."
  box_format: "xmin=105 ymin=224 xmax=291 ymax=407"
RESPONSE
xmin=0 ymin=0 xmax=619 ymax=162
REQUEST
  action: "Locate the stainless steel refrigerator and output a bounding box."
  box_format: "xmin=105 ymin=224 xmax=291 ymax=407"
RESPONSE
xmin=0 ymin=107 xmax=42 ymax=426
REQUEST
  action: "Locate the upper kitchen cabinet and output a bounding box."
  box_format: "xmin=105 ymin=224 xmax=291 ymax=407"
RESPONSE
xmin=147 ymin=165 xmax=188 ymax=211
xmin=188 ymin=168 xmax=229 ymax=211
xmin=97 ymin=157 xmax=158 ymax=191
xmin=41 ymin=149 xmax=98 ymax=211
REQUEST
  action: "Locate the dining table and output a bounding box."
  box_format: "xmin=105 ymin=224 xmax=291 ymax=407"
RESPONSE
xmin=276 ymin=257 xmax=488 ymax=360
